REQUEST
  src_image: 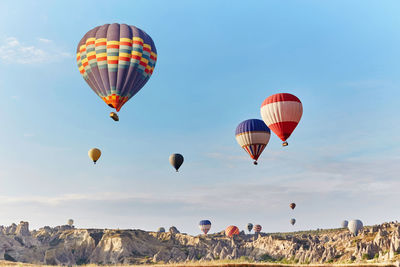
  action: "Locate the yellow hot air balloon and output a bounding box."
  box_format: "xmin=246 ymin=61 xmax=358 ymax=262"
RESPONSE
xmin=88 ymin=148 xmax=101 ymax=164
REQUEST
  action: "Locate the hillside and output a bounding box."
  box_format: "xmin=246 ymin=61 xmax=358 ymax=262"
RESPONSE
xmin=1 ymin=221 xmax=400 ymax=265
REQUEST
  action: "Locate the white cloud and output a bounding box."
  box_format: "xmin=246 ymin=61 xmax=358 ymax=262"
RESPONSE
xmin=38 ymin=38 xmax=52 ymax=43
xmin=0 ymin=37 xmax=72 ymax=64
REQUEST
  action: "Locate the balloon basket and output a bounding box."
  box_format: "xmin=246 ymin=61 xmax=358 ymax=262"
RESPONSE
xmin=253 ymin=161 xmax=258 ymax=165
xmin=110 ymin=112 xmax=119 ymax=121
xmin=282 ymin=141 xmax=288 ymax=146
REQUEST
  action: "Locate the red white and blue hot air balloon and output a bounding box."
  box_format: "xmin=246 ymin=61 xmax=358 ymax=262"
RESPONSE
xmin=199 ymin=220 xmax=211 ymax=235
xmin=260 ymin=93 xmax=302 ymax=146
xmin=235 ymin=119 xmax=271 ymax=165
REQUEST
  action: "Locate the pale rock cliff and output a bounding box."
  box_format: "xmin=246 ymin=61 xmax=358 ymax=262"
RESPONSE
xmin=0 ymin=221 xmax=399 ymax=265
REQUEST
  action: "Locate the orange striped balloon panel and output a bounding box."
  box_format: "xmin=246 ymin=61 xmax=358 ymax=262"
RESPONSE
xmin=254 ymin=224 xmax=262 ymax=233
xmin=225 ymin=225 xmax=239 ymax=237
xmin=76 ymin=23 xmax=157 ymax=112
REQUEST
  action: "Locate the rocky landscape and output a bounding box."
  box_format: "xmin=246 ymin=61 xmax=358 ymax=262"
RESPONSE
xmin=1 ymin=221 xmax=400 ymax=265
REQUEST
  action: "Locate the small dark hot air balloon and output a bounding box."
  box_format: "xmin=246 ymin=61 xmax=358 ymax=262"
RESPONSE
xmin=199 ymin=220 xmax=211 ymax=234
xmin=169 ymin=153 xmax=184 ymax=172
xmin=76 ymin=23 xmax=157 ymax=120
xmin=290 ymin=218 xmax=296 ymax=226
xmin=247 ymin=223 xmax=253 ymax=233
xmin=260 ymin=93 xmax=303 ymax=146
xmin=341 ymin=220 xmax=348 ymax=228
xmin=254 ymin=224 xmax=262 ymax=233
xmin=157 ymin=227 xmax=165 ymax=233
xmin=225 ymin=225 xmax=239 ymax=237
xmin=290 ymin=203 xmax=296 ymax=210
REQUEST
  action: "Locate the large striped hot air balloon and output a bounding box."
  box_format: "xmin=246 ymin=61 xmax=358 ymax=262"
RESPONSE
xmin=76 ymin=23 xmax=157 ymax=118
xmin=225 ymin=225 xmax=239 ymax=237
xmin=254 ymin=224 xmax=262 ymax=233
xmin=199 ymin=220 xmax=212 ymax=234
xmin=235 ymin=119 xmax=271 ymax=165
xmin=260 ymin=93 xmax=302 ymax=146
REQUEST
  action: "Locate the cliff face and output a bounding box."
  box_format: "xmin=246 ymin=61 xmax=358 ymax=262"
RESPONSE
xmin=1 ymin=221 xmax=400 ymax=265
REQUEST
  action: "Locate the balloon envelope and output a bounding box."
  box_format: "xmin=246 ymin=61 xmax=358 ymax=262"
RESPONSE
xmin=77 ymin=23 xmax=157 ymax=112
xmin=341 ymin=220 xmax=349 ymax=228
xmin=67 ymin=219 xmax=74 ymax=226
xmin=157 ymin=227 xmax=165 ymax=233
xmin=348 ymin=219 xmax=363 ymax=235
xmin=199 ymin=220 xmax=212 ymax=234
xmin=235 ymin=119 xmax=271 ymax=164
xmin=290 ymin=218 xmax=296 ymax=225
xmin=254 ymin=224 xmax=262 ymax=233
xmin=247 ymin=223 xmax=253 ymax=232
xmin=169 ymin=153 xmax=184 ymax=171
xmin=260 ymin=93 xmax=302 ymax=143
xmin=290 ymin=203 xmax=296 ymax=210
xmin=225 ymin=225 xmax=239 ymax=237
xmin=88 ymin=148 xmax=101 ymax=163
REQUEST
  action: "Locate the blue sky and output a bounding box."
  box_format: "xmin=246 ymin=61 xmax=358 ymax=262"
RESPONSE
xmin=0 ymin=0 xmax=399 ymax=235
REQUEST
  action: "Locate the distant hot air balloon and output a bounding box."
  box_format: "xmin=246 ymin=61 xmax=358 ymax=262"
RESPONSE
xmin=76 ymin=23 xmax=157 ymax=119
xmin=247 ymin=223 xmax=253 ymax=233
xmin=348 ymin=219 xmax=363 ymax=235
xmin=225 ymin=225 xmax=239 ymax=237
xmin=199 ymin=220 xmax=212 ymax=235
xmin=67 ymin=219 xmax=74 ymax=226
xmin=290 ymin=218 xmax=296 ymax=225
xmin=169 ymin=153 xmax=184 ymax=172
xmin=235 ymin=119 xmax=271 ymax=165
xmin=260 ymin=93 xmax=303 ymax=146
xmin=88 ymin=148 xmax=101 ymax=164
xmin=157 ymin=227 xmax=165 ymax=233
xmin=290 ymin=203 xmax=296 ymax=210
xmin=254 ymin=224 xmax=262 ymax=233
xmin=341 ymin=220 xmax=349 ymax=228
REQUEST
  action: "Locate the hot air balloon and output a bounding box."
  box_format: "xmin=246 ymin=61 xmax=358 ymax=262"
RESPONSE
xmin=235 ymin=119 xmax=271 ymax=165
xmin=67 ymin=219 xmax=74 ymax=226
xmin=341 ymin=220 xmax=348 ymax=228
xmin=169 ymin=153 xmax=184 ymax=172
xmin=199 ymin=220 xmax=212 ymax=234
xmin=157 ymin=227 xmax=165 ymax=233
xmin=348 ymin=219 xmax=363 ymax=235
xmin=247 ymin=223 xmax=253 ymax=233
xmin=290 ymin=203 xmax=296 ymax=210
xmin=260 ymin=93 xmax=303 ymax=146
xmin=88 ymin=148 xmax=101 ymax=164
xmin=225 ymin=225 xmax=239 ymax=237
xmin=254 ymin=224 xmax=262 ymax=233
xmin=76 ymin=23 xmax=157 ymax=120
xmin=290 ymin=218 xmax=296 ymax=225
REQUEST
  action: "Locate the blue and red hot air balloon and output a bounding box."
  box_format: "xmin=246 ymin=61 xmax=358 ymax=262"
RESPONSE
xmin=199 ymin=220 xmax=211 ymax=235
xmin=235 ymin=119 xmax=271 ymax=165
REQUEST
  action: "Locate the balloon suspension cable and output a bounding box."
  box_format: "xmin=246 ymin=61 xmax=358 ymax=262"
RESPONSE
xmin=282 ymin=141 xmax=288 ymax=147
xmin=253 ymin=161 xmax=258 ymax=165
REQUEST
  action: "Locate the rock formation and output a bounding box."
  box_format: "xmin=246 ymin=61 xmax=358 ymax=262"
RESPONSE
xmin=0 ymin=221 xmax=399 ymax=265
